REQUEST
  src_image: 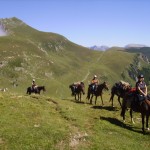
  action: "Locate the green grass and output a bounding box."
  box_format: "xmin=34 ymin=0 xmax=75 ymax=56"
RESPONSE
xmin=0 ymin=92 xmax=150 ymax=150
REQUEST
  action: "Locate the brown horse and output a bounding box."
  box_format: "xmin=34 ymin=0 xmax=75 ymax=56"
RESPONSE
xmin=121 ymin=93 xmax=150 ymax=134
xmin=26 ymin=86 xmax=46 ymax=95
xmin=87 ymin=82 xmax=109 ymax=105
xmin=69 ymin=82 xmax=85 ymax=101
xmin=109 ymin=81 xmax=131 ymax=107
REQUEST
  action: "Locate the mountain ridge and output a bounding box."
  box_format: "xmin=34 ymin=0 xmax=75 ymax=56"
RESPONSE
xmin=89 ymin=44 xmax=149 ymax=51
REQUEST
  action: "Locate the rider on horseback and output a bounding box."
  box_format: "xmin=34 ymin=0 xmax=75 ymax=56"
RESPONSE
xmin=32 ymin=79 xmax=38 ymax=92
xmin=136 ymin=74 xmax=148 ymax=104
xmin=90 ymin=75 xmax=99 ymax=92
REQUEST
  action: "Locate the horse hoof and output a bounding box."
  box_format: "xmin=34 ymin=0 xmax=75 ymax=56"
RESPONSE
xmin=146 ymin=128 xmax=150 ymax=131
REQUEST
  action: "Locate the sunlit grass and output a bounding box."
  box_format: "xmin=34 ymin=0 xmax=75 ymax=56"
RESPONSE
xmin=0 ymin=92 xmax=149 ymax=150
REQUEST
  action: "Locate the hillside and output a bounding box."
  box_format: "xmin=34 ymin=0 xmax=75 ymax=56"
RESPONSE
xmin=125 ymin=47 xmax=150 ymax=59
xmin=0 ymin=17 xmax=150 ymax=98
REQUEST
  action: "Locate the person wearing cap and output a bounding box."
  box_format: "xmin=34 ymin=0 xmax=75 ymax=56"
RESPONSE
xmin=90 ymin=75 xmax=99 ymax=92
xmin=32 ymin=79 xmax=38 ymax=91
xmin=135 ymin=74 xmax=147 ymax=103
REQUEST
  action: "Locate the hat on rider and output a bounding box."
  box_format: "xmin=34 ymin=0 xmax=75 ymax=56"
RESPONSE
xmin=94 ymin=75 xmax=97 ymax=78
xmin=33 ymin=79 xmax=35 ymax=82
xmin=138 ymin=74 xmax=144 ymax=78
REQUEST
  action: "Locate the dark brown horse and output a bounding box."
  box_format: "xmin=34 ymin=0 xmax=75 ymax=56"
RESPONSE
xmin=69 ymin=82 xmax=85 ymax=101
xmin=109 ymin=81 xmax=131 ymax=107
xmin=87 ymin=82 xmax=109 ymax=105
xmin=121 ymin=93 xmax=150 ymax=134
xmin=26 ymin=86 xmax=46 ymax=95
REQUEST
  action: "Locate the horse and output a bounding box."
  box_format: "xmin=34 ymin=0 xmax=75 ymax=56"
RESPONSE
xmin=69 ymin=82 xmax=85 ymax=101
xmin=109 ymin=81 xmax=131 ymax=107
xmin=87 ymin=82 xmax=109 ymax=105
xmin=121 ymin=92 xmax=150 ymax=134
xmin=26 ymin=86 xmax=46 ymax=95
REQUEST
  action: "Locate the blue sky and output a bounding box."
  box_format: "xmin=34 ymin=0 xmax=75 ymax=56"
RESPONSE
xmin=0 ymin=0 xmax=150 ymax=47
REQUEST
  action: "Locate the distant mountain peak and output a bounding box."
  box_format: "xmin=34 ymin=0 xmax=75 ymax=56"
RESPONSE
xmin=89 ymin=45 xmax=109 ymax=51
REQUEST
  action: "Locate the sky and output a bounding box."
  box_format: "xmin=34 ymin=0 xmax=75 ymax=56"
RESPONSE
xmin=0 ymin=0 xmax=150 ymax=47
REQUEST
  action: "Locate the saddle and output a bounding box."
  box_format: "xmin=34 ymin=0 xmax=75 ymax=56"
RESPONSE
xmin=145 ymin=95 xmax=150 ymax=106
xmin=89 ymin=84 xmax=97 ymax=93
xmin=31 ymin=86 xmax=38 ymax=93
xmin=132 ymin=94 xmax=150 ymax=109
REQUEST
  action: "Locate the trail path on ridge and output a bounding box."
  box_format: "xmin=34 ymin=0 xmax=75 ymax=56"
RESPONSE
xmin=82 ymin=51 xmax=106 ymax=81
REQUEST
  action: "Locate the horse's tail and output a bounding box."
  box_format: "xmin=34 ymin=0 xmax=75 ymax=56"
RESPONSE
xmin=109 ymin=86 xmax=115 ymax=102
xmin=86 ymin=87 xmax=91 ymax=100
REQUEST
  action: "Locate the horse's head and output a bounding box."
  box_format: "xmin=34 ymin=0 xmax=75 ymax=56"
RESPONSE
xmin=69 ymin=84 xmax=72 ymax=89
xmin=43 ymin=86 xmax=46 ymax=92
xmin=103 ymin=81 xmax=109 ymax=91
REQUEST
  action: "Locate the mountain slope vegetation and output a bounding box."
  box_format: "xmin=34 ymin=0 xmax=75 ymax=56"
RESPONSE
xmin=0 ymin=17 xmax=149 ymax=97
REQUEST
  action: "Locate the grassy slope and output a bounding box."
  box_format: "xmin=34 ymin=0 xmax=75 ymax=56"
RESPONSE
xmin=0 ymin=92 xmax=150 ymax=150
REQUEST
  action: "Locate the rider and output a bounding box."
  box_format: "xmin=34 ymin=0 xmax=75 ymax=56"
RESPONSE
xmin=32 ymin=79 xmax=38 ymax=91
xmin=90 ymin=75 xmax=99 ymax=92
xmin=135 ymin=74 xmax=147 ymax=104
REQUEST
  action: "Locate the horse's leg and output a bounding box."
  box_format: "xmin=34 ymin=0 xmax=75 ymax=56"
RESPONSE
xmin=100 ymin=95 xmax=104 ymax=106
xmin=142 ymin=113 xmax=145 ymax=134
xmin=121 ymin=105 xmax=126 ymax=122
xmin=78 ymin=93 xmax=81 ymax=101
xmin=130 ymin=109 xmax=135 ymax=124
xmin=77 ymin=93 xmax=79 ymax=101
xmin=86 ymin=87 xmax=90 ymax=100
xmin=118 ymin=96 xmax=122 ymax=107
xmin=95 ymin=96 xmax=97 ymax=105
xmin=90 ymin=94 xmax=93 ymax=104
xmin=146 ymin=114 xmax=149 ymax=130
xmin=75 ymin=94 xmax=76 ymax=101
xmin=80 ymin=93 xmax=81 ymax=102
xmin=110 ymin=93 xmax=114 ymax=107
xmin=122 ymin=109 xmax=126 ymax=122
xmin=38 ymin=90 xmax=40 ymax=94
